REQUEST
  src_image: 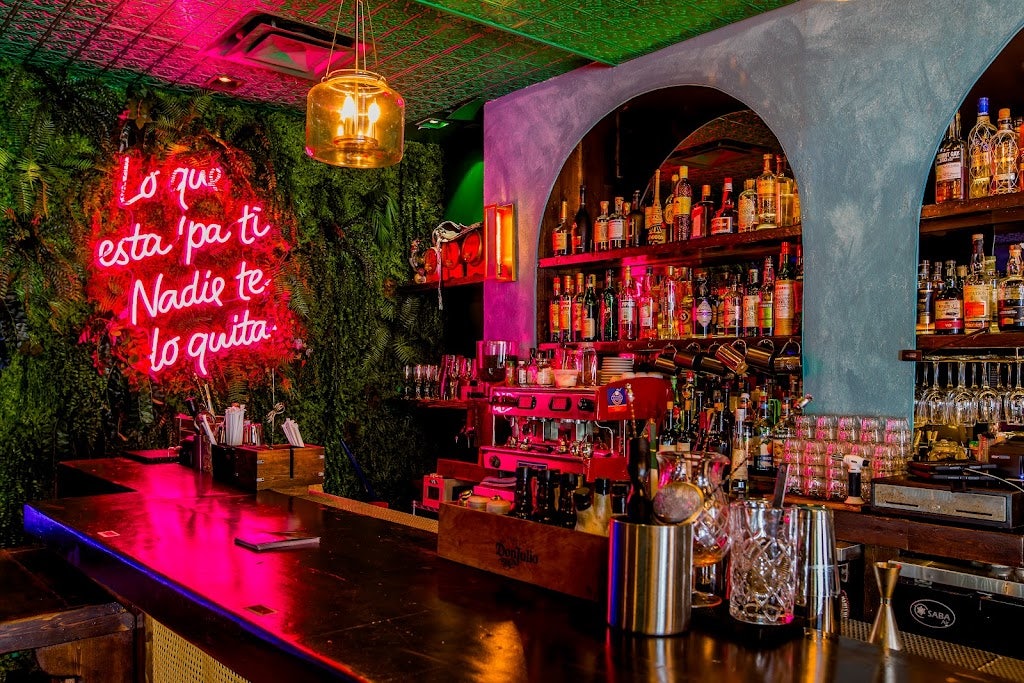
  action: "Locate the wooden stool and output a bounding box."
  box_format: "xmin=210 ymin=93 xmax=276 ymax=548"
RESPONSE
xmin=0 ymin=547 xmax=135 ymax=682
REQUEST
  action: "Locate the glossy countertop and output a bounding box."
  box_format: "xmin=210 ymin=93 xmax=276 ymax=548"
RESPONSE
xmin=23 ymin=458 xmax=1010 ymax=682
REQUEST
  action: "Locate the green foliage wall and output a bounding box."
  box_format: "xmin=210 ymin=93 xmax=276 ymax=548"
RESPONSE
xmin=0 ymin=61 xmax=447 ymax=546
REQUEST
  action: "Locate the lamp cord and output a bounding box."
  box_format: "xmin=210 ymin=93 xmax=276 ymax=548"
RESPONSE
xmin=325 ymin=0 xmax=347 ymax=80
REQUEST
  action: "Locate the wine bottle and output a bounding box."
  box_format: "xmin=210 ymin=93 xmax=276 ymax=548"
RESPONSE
xmin=573 ymin=185 xmax=591 ymax=253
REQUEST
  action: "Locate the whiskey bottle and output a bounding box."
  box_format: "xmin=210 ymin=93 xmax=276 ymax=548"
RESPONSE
xmin=935 ymin=112 xmax=965 ymax=203
xmin=934 ymin=260 xmax=964 ymax=335
xmin=629 ymin=191 xmax=645 ymax=247
xmin=738 ymin=179 xmax=757 ymax=233
xmin=963 ymin=233 xmax=991 ymax=332
xmin=691 ymin=184 xmax=713 ymax=239
xmin=572 ymin=272 xmax=585 ymax=342
xmin=549 ymin=278 xmax=562 ymax=343
xmin=552 ymin=200 xmax=569 ymax=256
xmin=968 ymin=97 xmax=997 ymax=199
xmin=559 ymin=275 xmax=574 ymax=343
xmin=742 ymin=267 xmax=761 ymax=337
xmin=582 ymin=274 xmax=599 ymax=342
xmin=619 ymin=268 xmax=638 ymax=341
xmin=756 ymin=153 xmax=778 ymax=229
xmin=608 ymin=197 xmax=627 ymax=249
xmin=999 ymin=244 xmax=1024 ymax=331
xmin=594 ymin=200 xmax=610 ymax=252
xmin=600 ymin=269 xmax=619 ymax=341
xmin=710 ymin=178 xmax=737 ymax=235
xmin=774 ymin=241 xmax=797 ymax=336
xmin=573 ymin=185 xmax=591 ymax=253
xmin=760 ymin=257 xmax=775 ymax=336
xmin=991 ymin=107 xmax=1019 ymax=195
xmin=646 ymin=170 xmax=666 ymax=245
xmin=916 ymin=260 xmax=933 ymax=335
xmin=673 ymin=166 xmax=693 ymax=240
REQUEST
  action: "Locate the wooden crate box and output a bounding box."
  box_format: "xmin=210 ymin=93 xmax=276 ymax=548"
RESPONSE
xmin=233 ymin=445 xmax=325 ymax=491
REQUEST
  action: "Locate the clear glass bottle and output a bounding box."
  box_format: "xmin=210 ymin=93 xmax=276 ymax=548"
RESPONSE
xmin=594 ymin=200 xmax=610 ymax=252
xmin=646 ymin=170 xmax=665 ymax=245
xmin=742 ymin=266 xmax=761 ymax=337
xmin=619 ymin=268 xmax=637 ymax=341
xmin=659 ymin=266 xmax=678 ymax=340
xmin=991 ymin=107 xmax=1018 ymax=195
xmin=935 ymin=111 xmax=965 ymax=203
xmin=934 ymin=260 xmax=964 ymax=335
xmin=987 ymin=256 xmax=1000 ymax=333
xmin=673 ymin=166 xmax=693 ymax=241
xmin=608 ymin=196 xmax=627 ymax=249
xmin=774 ymin=241 xmax=797 ymax=336
xmin=963 ymin=233 xmax=991 ymax=332
xmin=999 ymin=244 xmax=1024 ymax=331
xmin=639 ymin=266 xmax=657 ymax=340
xmin=549 ymin=277 xmax=562 ymax=343
xmin=775 ymin=155 xmax=793 ymax=227
xmin=710 ymin=178 xmax=737 ymax=235
xmin=582 ymin=273 xmax=599 ymax=342
xmin=738 ymin=178 xmax=757 ymax=232
xmin=723 ymin=272 xmax=743 ymax=337
xmin=968 ymin=97 xmax=997 ymax=199
xmin=552 ymin=199 xmax=569 ymax=256
xmin=915 ymin=260 xmax=933 ymax=336
xmin=600 ymin=269 xmax=619 ymax=342
xmin=759 ymin=256 xmax=775 ymax=336
xmin=756 ymin=153 xmax=778 ymax=229
xmin=629 ymin=191 xmax=645 ymax=247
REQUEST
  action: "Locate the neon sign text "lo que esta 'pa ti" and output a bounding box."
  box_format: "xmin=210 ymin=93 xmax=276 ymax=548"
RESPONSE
xmin=88 ymin=152 xmax=295 ymax=378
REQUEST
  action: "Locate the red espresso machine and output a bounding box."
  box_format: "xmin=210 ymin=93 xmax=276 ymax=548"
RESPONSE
xmin=480 ymin=376 xmax=672 ymax=482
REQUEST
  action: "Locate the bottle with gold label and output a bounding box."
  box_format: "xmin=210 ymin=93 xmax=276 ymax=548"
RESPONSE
xmin=549 ymin=278 xmax=562 ymax=343
xmin=594 ymin=200 xmax=610 ymax=252
xmin=963 ymin=233 xmax=991 ymax=332
xmin=552 ymin=200 xmax=569 ymax=256
xmin=673 ymin=166 xmax=693 ymax=241
xmin=646 ymin=170 xmax=665 ymax=245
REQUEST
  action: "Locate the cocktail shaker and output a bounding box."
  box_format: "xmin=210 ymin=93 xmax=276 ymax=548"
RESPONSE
xmin=795 ymin=504 xmax=840 ymax=639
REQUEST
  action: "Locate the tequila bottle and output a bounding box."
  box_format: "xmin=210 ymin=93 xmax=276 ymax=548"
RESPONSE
xmin=991 ymin=107 xmax=1018 ymax=195
xmin=934 ymin=112 xmax=965 ymax=203
xmin=756 ymin=153 xmax=777 ymax=229
xmin=968 ymin=97 xmax=997 ymax=199
xmin=738 ymin=179 xmax=757 ymax=232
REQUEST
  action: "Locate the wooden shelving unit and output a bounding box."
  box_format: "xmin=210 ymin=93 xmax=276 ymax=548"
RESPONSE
xmin=920 ymin=194 xmax=1024 ymax=235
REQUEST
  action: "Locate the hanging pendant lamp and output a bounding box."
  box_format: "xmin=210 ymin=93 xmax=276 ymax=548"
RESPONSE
xmin=306 ymin=0 xmax=404 ymax=168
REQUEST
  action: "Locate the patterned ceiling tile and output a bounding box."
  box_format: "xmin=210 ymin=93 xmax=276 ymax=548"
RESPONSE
xmin=413 ymin=0 xmax=796 ymax=64
xmin=0 ymin=0 xmax=784 ymax=121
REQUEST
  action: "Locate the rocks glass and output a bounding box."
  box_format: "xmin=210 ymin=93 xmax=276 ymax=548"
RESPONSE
xmin=728 ymin=500 xmax=799 ymax=625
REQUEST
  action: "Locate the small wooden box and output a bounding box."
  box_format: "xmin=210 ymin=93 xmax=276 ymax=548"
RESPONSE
xmin=233 ymin=445 xmax=325 ymax=491
xmin=437 ymin=503 xmax=608 ymax=602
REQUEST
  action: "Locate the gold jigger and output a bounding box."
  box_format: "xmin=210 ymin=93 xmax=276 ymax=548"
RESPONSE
xmin=868 ymin=560 xmax=902 ymax=651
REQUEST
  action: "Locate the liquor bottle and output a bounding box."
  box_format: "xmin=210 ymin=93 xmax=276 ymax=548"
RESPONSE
xmin=664 ymin=173 xmax=677 ymax=242
xmin=760 ymin=256 xmax=775 ymax=336
xmin=629 ymin=191 xmax=646 ymax=247
xmin=991 ymin=107 xmax=1019 ymax=195
xmin=742 ymin=267 xmax=761 ymax=337
xmin=549 ymin=278 xmax=562 ymax=343
xmin=916 ymin=260 xmax=934 ymax=336
xmin=559 ymin=275 xmax=573 ymax=343
xmin=608 ymin=197 xmax=627 ymax=250
xmin=775 ymin=155 xmax=794 ymax=227
xmin=659 ymin=266 xmax=678 ymax=340
xmin=551 ymin=200 xmax=569 ymax=256
xmin=710 ymin=178 xmax=737 ymax=235
xmin=730 ymin=392 xmax=751 ymax=497
xmin=963 ymin=233 xmax=991 ymax=332
xmin=532 ymin=468 xmax=558 ymax=525
xmin=774 ymin=241 xmax=797 ymax=336
xmin=968 ymin=97 xmax=997 ymax=199
xmin=934 ymin=260 xmax=964 ymax=335
xmin=573 ymin=185 xmax=591 ymax=254
xmin=794 ymin=243 xmax=804 ymax=332
xmin=756 ymin=153 xmax=778 ymax=229
xmin=600 ymin=269 xmax=619 ymax=341
xmin=674 ymin=166 xmax=693 ymax=241
xmin=582 ymin=274 xmax=599 ymax=342
xmin=751 ymin=393 xmax=776 ymax=472
xmin=738 ymin=179 xmax=757 ymax=232
xmin=594 ymin=200 xmax=610 ymax=252
xmin=572 ymin=272 xmax=585 ymax=342
xmin=723 ymin=272 xmax=743 ymax=337
xmin=713 ymin=270 xmax=727 ymax=336
xmin=646 ymin=170 xmax=665 ymax=246
xmin=999 ymin=244 xmax=1024 ymax=331
xmin=511 ymin=466 xmax=533 ymax=519
xmin=677 ymin=267 xmax=693 ymax=338
xmin=638 ymin=266 xmax=657 ymax=340
xmin=558 ymin=472 xmax=580 ymax=529
xmin=691 ymin=184 xmax=714 ymax=239
xmin=935 ymin=112 xmax=965 ymax=203
xmin=693 ymin=270 xmax=714 ymax=338
xmin=619 ymin=268 xmax=638 ymax=341
xmin=986 ymin=256 xmax=1000 ymax=333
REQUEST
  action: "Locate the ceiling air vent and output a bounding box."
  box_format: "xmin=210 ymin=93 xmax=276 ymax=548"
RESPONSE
xmin=204 ymin=12 xmax=355 ymax=81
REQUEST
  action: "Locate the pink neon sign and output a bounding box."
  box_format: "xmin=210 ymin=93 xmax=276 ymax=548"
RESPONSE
xmin=87 ymin=151 xmax=299 ymax=381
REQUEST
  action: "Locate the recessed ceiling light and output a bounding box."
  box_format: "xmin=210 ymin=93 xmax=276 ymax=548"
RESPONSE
xmin=204 ymin=75 xmax=244 ymax=92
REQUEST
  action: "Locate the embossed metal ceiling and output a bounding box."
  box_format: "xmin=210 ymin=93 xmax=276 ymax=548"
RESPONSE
xmin=0 ymin=0 xmax=793 ymax=122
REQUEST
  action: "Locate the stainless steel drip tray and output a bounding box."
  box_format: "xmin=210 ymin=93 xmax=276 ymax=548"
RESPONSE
xmin=897 ymin=557 xmax=1024 ymax=600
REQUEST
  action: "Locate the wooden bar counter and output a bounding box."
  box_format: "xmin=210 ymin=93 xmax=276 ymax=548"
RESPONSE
xmin=21 ymin=458 xmax=1012 ymax=682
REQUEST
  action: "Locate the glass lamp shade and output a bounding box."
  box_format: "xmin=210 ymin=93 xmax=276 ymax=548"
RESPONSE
xmin=306 ymin=69 xmax=405 ymax=168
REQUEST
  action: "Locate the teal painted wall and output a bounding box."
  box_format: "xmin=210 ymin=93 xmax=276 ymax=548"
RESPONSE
xmin=482 ymin=0 xmax=1024 ymax=419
